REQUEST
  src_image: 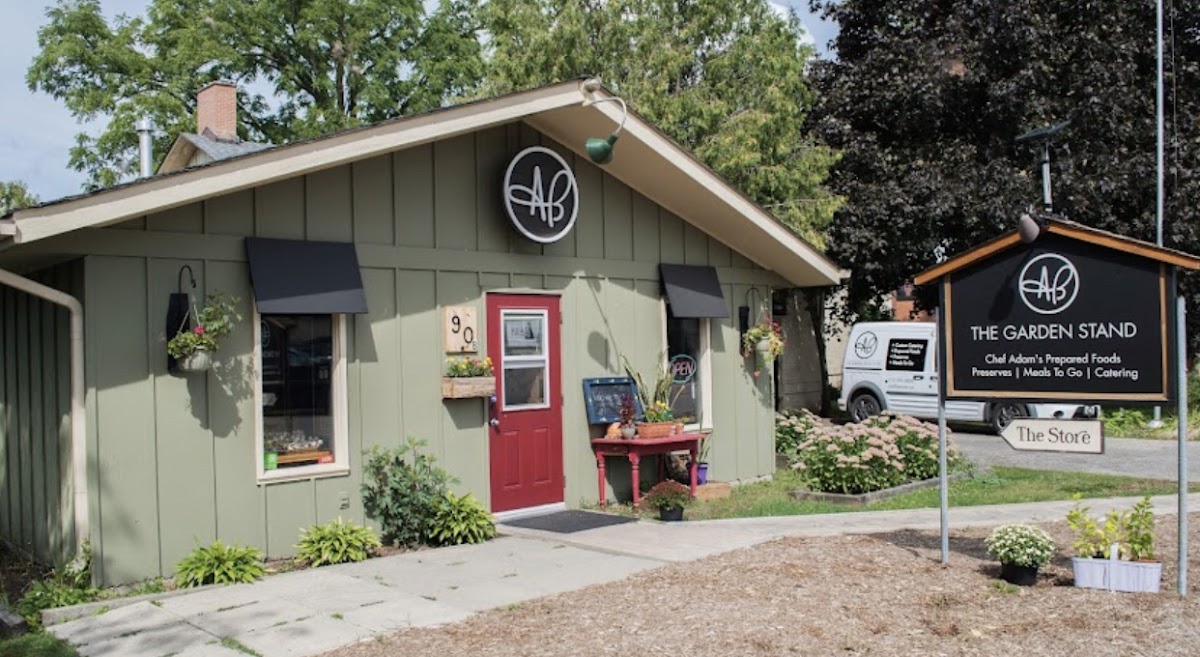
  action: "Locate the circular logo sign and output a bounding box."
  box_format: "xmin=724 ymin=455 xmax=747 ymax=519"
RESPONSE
xmin=853 ymin=331 xmax=878 ymax=359
xmin=503 ymin=146 xmax=579 ymax=244
xmin=1019 ymin=253 xmax=1080 ymax=315
xmin=670 ymin=354 xmax=697 ymax=384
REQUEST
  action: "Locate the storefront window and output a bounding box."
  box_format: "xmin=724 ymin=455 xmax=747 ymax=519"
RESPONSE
xmin=665 ymin=306 xmax=709 ymax=427
xmin=258 ymin=314 xmax=348 ymax=480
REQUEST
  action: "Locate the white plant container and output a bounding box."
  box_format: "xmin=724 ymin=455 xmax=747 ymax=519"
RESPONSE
xmin=176 ymin=350 xmax=213 ymax=373
xmin=1071 ymin=557 xmax=1162 ymax=593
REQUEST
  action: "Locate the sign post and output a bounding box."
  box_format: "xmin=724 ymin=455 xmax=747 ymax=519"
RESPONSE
xmin=1175 ymin=275 xmax=1188 ymax=596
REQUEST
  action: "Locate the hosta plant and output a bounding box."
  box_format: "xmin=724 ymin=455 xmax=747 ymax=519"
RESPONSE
xmin=175 ymin=540 xmax=265 ymax=588
xmin=295 ymin=518 xmax=381 ymax=567
xmin=985 ymin=524 xmax=1056 ymax=569
xmin=429 ymin=492 xmax=496 ymax=546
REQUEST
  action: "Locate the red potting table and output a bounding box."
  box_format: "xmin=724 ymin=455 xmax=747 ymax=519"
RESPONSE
xmin=591 ymin=434 xmax=700 ymax=508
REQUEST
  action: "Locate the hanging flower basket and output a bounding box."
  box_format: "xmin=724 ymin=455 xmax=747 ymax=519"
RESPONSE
xmin=742 ymin=315 xmax=784 ymax=378
xmin=176 ymin=350 xmax=214 ymax=373
xmin=167 ymin=292 xmax=241 ymax=374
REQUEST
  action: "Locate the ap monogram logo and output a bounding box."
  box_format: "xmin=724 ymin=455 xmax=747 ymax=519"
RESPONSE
xmin=853 ymin=331 xmax=878 ymax=359
xmin=1018 ymin=253 xmax=1080 ymax=315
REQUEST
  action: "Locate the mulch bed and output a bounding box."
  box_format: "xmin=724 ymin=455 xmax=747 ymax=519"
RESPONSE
xmin=326 ymin=514 xmax=1200 ymax=657
xmin=0 ymin=543 xmax=50 ymax=608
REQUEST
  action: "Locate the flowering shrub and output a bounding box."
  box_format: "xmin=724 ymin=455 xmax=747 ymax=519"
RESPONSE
xmin=166 ymin=292 xmax=241 ymax=358
xmin=985 ymin=524 xmax=1056 ymax=568
xmin=788 ymin=412 xmax=957 ymax=494
xmin=775 ymin=410 xmax=817 ymax=456
xmin=445 ymin=356 xmax=493 ymax=377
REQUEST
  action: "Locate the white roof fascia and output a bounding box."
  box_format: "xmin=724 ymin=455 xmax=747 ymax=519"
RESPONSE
xmin=11 ymin=84 xmax=584 ymax=244
xmin=0 ymin=219 xmax=14 ymax=236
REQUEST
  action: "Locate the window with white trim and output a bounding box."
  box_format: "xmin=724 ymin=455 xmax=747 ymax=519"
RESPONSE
xmin=257 ymin=314 xmax=349 ymax=481
xmin=500 ymin=309 xmax=549 ymax=410
xmin=665 ymin=304 xmax=712 ymax=430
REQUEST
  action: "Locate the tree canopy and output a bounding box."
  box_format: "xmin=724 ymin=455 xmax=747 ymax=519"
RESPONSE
xmin=478 ymin=0 xmax=841 ymax=244
xmin=0 ymin=181 xmax=39 ymax=217
xmin=27 ymin=0 xmax=483 ymax=189
xmin=812 ymin=0 xmax=1199 ymax=340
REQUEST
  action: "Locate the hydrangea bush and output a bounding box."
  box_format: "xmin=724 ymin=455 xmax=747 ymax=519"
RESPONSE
xmin=783 ymin=412 xmax=958 ymax=494
xmin=985 ymin=523 xmax=1056 ymax=568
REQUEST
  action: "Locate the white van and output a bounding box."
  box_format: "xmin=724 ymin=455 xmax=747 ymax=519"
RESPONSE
xmin=837 ymin=322 xmax=1098 ymax=434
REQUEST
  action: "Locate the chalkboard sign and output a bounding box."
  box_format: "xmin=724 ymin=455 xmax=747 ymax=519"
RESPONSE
xmin=582 ymin=377 xmax=643 ymax=424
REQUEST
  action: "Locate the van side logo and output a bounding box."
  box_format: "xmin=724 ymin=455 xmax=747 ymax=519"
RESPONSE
xmin=503 ymin=146 xmax=579 ymax=244
xmin=1019 ymin=253 xmax=1079 ymax=315
xmin=853 ymin=331 xmax=878 ymax=359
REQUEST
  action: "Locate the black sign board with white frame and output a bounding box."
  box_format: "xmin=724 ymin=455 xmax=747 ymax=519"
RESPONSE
xmin=503 ymin=146 xmax=579 ymax=244
xmin=915 ymin=222 xmax=1200 ymax=405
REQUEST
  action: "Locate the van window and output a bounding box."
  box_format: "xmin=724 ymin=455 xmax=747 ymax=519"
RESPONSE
xmin=885 ymin=339 xmax=928 ymax=371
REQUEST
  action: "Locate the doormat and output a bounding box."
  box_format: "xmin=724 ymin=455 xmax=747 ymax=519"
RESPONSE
xmin=501 ymin=510 xmax=636 ymax=534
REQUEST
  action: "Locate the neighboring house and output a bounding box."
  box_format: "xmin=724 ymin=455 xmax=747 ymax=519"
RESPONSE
xmin=890 ymin=282 xmax=934 ymax=322
xmin=0 ymin=80 xmax=844 ymax=585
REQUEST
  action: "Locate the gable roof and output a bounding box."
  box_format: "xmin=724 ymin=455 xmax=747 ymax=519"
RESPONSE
xmin=913 ymin=218 xmax=1200 ymax=286
xmin=158 ymin=131 xmax=273 ymax=173
xmin=0 ymin=80 xmax=846 ymax=287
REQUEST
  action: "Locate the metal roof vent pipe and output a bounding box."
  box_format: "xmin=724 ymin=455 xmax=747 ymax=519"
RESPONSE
xmin=135 ymin=116 xmax=155 ymax=178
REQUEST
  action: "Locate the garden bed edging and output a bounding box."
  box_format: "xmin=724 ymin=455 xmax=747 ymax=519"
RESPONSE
xmin=790 ymin=471 xmax=973 ymax=506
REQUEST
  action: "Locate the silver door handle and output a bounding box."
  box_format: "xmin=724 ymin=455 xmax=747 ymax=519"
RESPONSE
xmin=490 ymin=418 xmax=500 ymax=427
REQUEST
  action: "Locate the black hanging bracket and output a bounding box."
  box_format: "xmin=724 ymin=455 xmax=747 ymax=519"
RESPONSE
xmin=166 ymin=265 xmax=197 ymax=373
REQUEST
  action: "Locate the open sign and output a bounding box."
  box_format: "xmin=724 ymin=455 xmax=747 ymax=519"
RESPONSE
xmin=670 ymin=354 xmax=697 ymax=384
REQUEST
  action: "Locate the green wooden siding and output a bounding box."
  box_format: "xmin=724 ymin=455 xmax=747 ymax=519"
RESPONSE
xmin=12 ymin=121 xmax=788 ymax=584
xmin=0 ymin=260 xmax=80 ymax=565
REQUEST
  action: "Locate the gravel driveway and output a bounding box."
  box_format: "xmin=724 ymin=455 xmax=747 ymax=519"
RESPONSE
xmin=324 ymin=515 xmax=1200 ymax=657
xmin=954 ymin=431 xmax=1200 ymax=481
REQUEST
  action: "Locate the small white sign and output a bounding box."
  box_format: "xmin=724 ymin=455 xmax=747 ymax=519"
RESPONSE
xmin=1000 ymin=418 xmax=1104 ymax=454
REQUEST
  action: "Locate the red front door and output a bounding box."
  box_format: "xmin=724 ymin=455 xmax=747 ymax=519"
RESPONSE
xmin=487 ymin=294 xmax=564 ymax=512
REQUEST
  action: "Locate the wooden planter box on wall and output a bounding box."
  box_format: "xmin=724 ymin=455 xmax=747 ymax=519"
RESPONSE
xmin=441 ymin=376 xmax=495 ymax=399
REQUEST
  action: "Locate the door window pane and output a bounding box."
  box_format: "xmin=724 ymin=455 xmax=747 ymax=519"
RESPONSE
xmin=261 ymin=315 xmax=336 ymax=469
xmin=503 ymin=314 xmax=544 ymax=356
xmin=666 ymin=309 xmax=701 ymax=422
xmin=503 ymin=363 xmax=547 ymax=407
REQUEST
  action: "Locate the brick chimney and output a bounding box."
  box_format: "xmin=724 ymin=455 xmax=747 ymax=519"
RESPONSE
xmin=196 ymin=81 xmax=238 ymax=141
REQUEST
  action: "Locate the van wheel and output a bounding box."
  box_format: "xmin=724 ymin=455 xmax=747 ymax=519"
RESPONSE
xmin=849 ymin=393 xmax=882 ymax=422
xmin=990 ymin=402 xmax=1026 ymax=434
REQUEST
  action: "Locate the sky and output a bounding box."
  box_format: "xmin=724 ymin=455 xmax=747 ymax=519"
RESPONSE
xmin=0 ymin=1 xmax=839 ymax=203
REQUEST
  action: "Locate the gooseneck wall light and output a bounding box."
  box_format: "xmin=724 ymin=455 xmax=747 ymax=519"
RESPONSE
xmin=580 ymin=78 xmax=628 ymax=165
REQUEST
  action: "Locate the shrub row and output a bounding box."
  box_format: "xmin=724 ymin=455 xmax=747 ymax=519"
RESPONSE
xmin=779 ymin=411 xmax=960 ymax=495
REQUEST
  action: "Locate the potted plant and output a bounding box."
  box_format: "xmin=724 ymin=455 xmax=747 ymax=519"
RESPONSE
xmin=622 ymin=355 xmax=681 ymax=438
xmin=167 ymin=292 xmax=241 ymax=373
xmin=644 ymin=480 xmax=692 ymax=521
xmin=618 ymin=393 xmax=637 ymax=439
xmin=442 ymin=356 xmax=495 ymax=399
xmin=696 ymin=432 xmax=710 ymax=485
xmin=741 ymin=315 xmax=784 ymax=378
xmin=985 ymin=523 xmax=1055 ymax=586
xmin=1067 ymin=495 xmax=1162 ymax=593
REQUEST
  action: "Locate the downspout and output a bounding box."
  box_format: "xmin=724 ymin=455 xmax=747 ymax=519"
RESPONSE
xmin=0 ymin=267 xmax=87 ymax=557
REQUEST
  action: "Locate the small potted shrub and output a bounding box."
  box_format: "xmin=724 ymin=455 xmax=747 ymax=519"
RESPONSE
xmin=442 ymin=356 xmax=495 ymax=399
xmin=741 ymin=315 xmax=784 ymax=378
xmin=1067 ymin=495 xmax=1162 ymax=592
xmin=985 ymin=523 xmax=1055 ymax=586
xmin=167 ymin=292 xmax=241 ymax=373
xmin=644 ymin=480 xmax=692 ymax=521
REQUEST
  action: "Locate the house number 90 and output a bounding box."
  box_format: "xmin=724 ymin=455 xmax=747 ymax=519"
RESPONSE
xmin=444 ymin=306 xmax=478 ymax=353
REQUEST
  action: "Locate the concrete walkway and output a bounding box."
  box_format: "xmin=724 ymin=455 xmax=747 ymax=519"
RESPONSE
xmin=954 ymin=431 xmax=1200 ymax=481
xmin=49 ymin=492 xmax=1200 ymax=657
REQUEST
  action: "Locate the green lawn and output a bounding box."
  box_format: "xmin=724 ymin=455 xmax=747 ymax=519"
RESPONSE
xmin=672 ymin=467 xmax=1198 ymax=521
xmin=0 ymin=633 xmax=79 ymax=657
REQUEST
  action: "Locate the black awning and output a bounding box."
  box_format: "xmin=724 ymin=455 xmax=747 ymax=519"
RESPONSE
xmin=659 ymin=264 xmax=729 ymax=318
xmin=245 ymin=238 xmax=368 ymax=314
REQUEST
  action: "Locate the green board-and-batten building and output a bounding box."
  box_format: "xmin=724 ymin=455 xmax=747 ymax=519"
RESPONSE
xmin=0 ymin=80 xmax=844 ymax=585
